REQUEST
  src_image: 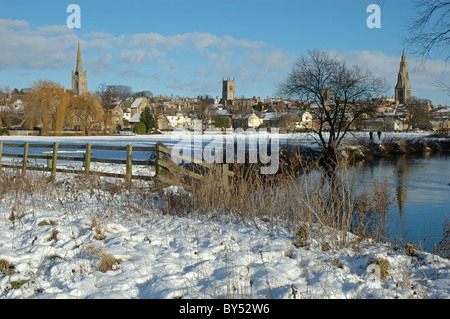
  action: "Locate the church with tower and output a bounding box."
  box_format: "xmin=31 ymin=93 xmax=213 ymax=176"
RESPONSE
xmin=222 ymin=77 xmax=235 ymax=105
xmin=395 ymin=50 xmax=412 ymax=105
xmin=72 ymin=42 xmax=88 ymax=96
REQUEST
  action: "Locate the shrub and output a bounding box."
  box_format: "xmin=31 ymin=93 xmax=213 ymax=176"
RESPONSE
xmin=293 ymin=226 xmax=309 ymax=248
xmin=133 ymin=122 xmax=146 ymax=134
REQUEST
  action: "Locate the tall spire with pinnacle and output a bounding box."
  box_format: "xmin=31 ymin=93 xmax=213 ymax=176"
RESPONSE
xmin=395 ymin=50 xmax=412 ymax=105
xmin=76 ymin=42 xmax=83 ymax=74
xmin=72 ymin=42 xmax=88 ymax=95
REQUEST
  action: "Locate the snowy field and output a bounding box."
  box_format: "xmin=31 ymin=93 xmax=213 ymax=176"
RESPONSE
xmin=0 ymin=131 xmax=448 ymax=300
xmin=0 ymin=174 xmax=448 ymax=300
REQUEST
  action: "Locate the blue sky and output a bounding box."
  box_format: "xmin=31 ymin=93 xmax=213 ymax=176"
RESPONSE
xmin=1 ymin=0 xmax=449 ymax=105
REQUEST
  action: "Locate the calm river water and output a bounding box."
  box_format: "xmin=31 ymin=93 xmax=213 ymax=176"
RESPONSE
xmin=347 ymin=152 xmax=450 ymax=252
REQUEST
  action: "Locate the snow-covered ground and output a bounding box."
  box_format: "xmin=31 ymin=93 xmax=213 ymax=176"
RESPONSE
xmin=0 ymin=173 xmax=449 ymax=299
xmin=0 ymin=132 xmax=448 ymax=299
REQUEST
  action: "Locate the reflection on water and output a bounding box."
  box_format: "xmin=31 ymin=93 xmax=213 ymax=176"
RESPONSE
xmin=348 ymin=152 xmax=450 ymax=252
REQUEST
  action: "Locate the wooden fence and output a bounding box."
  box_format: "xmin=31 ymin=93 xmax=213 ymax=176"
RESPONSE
xmin=0 ymin=141 xmax=233 ymax=189
xmin=154 ymin=143 xmax=234 ymax=191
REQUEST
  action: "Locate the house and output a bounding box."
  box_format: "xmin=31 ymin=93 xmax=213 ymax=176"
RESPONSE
xmin=434 ymin=107 xmax=450 ymax=120
xmin=164 ymin=109 xmax=193 ymax=129
xmin=384 ymin=119 xmax=406 ymax=132
xmin=157 ymin=114 xmax=170 ymax=130
xmin=122 ymin=109 xmax=132 ymax=122
xmin=261 ymin=111 xmax=281 ymax=127
xmin=232 ymin=111 xmax=262 ymax=129
xmin=129 ymin=113 xmax=141 ymax=127
xmin=130 ymin=97 xmax=149 ymax=117
xmin=431 ymin=118 xmax=450 ymax=132
xmin=11 ymin=98 xmax=24 ymax=111
xmin=104 ymin=104 xmax=124 ymax=128
xmin=291 ymin=110 xmax=313 ymax=131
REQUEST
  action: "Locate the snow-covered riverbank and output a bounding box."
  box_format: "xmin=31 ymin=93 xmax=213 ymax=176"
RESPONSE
xmin=0 ymin=171 xmax=448 ymax=299
xmin=0 ymin=132 xmax=448 ymax=299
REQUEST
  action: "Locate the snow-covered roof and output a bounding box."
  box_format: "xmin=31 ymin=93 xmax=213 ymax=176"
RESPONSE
xmin=214 ymin=109 xmax=231 ymax=116
xmin=129 ymin=113 xmax=141 ymax=123
xmin=287 ymin=109 xmax=306 ymax=116
xmin=130 ymin=97 xmax=144 ymax=109
xmin=262 ymin=112 xmax=280 ymax=121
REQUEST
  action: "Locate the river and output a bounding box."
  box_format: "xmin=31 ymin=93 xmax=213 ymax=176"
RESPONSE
xmin=348 ymin=152 xmax=450 ymax=253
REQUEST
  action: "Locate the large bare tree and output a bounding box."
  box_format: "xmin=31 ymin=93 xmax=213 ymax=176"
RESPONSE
xmin=405 ymin=0 xmax=450 ymax=62
xmin=278 ymin=50 xmax=387 ymax=166
xmin=68 ymin=93 xmax=104 ymax=135
xmin=405 ymin=0 xmax=450 ymax=95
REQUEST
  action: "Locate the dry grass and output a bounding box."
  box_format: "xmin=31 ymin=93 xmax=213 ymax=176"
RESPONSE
xmin=84 ymin=245 xmax=122 ymax=273
xmin=0 ymin=150 xmax=395 ymax=251
xmin=0 ymin=259 xmax=14 ymax=272
xmin=368 ymin=257 xmax=390 ymax=279
xmin=159 ymin=151 xmax=396 ymax=249
xmin=435 ymin=218 xmax=449 ymax=259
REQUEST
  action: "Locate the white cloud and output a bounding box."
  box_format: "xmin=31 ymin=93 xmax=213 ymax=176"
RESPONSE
xmin=87 ymin=53 xmax=113 ymax=75
xmin=117 ymin=50 xmax=159 ymax=66
xmin=332 ymin=50 xmax=450 ymax=95
xmin=129 ymin=32 xmax=268 ymax=52
xmin=0 ymin=19 xmax=78 ymax=70
xmin=35 ymin=25 xmax=73 ymax=36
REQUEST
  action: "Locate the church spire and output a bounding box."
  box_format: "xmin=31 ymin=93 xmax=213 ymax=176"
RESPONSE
xmin=76 ymin=42 xmax=83 ymax=74
xmin=72 ymin=42 xmax=88 ymax=95
xmin=395 ymin=49 xmax=412 ymax=105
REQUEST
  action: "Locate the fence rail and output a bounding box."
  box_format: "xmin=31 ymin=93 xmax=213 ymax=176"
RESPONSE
xmin=154 ymin=143 xmax=232 ymax=191
xmin=0 ymin=141 xmax=232 ymax=189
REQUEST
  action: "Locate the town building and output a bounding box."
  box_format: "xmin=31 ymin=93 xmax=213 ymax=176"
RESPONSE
xmin=222 ymin=78 xmax=235 ymax=105
xmin=72 ymin=43 xmax=88 ymax=96
xmin=395 ymin=50 xmax=412 ymax=105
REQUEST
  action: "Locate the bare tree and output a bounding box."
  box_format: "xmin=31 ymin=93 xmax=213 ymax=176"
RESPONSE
xmin=192 ymin=100 xmax=212 ymax=131
xmin=405 ymin=0 xmax=450 ymax=62
xmin=68 ymin=93 xmax=104 ymax=135
xmin=278 ymin=50 xmax=387 ymax=167
xmin=405 ymin=97 xmax=433 ymax=131
xmin=96 ymin=83 xmax=133 ymax=106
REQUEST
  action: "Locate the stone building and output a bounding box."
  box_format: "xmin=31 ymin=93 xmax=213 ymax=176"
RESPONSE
xmin=222 ymin=78 xmax=235 ymax=105
xmin=395 ymin=50 xmax=412 ymax=105
xmin=72 ymin=42 xmax=88 ymax=96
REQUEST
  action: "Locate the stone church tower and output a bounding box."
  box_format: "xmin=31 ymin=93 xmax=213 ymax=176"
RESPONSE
xmin=222 ymin=77 xmax=235 ymax=104
xmin=395 ymin=50 xmax=412 ymax=105
xmin=72 ymin=42 xmax=88 ymax=95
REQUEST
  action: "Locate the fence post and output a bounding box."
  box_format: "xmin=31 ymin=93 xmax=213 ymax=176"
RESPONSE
xmin=126 ymin=144 xmax=133 ymax=182
xmin=51 ymin=142 xmax=59 ymax=179
xmin=0 ymin=141 xmax=3 ymax=169
xmin=85 ymin=143 xmax=91 ymax=176
xmin=155 ymin=143 xmax=162 ymax=176
xmin=22 ymin=142 xmax=29 ymax=176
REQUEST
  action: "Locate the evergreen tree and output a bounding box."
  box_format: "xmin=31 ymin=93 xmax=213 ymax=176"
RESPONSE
xmin=139 ymin=106 xmax=157 ymax=132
